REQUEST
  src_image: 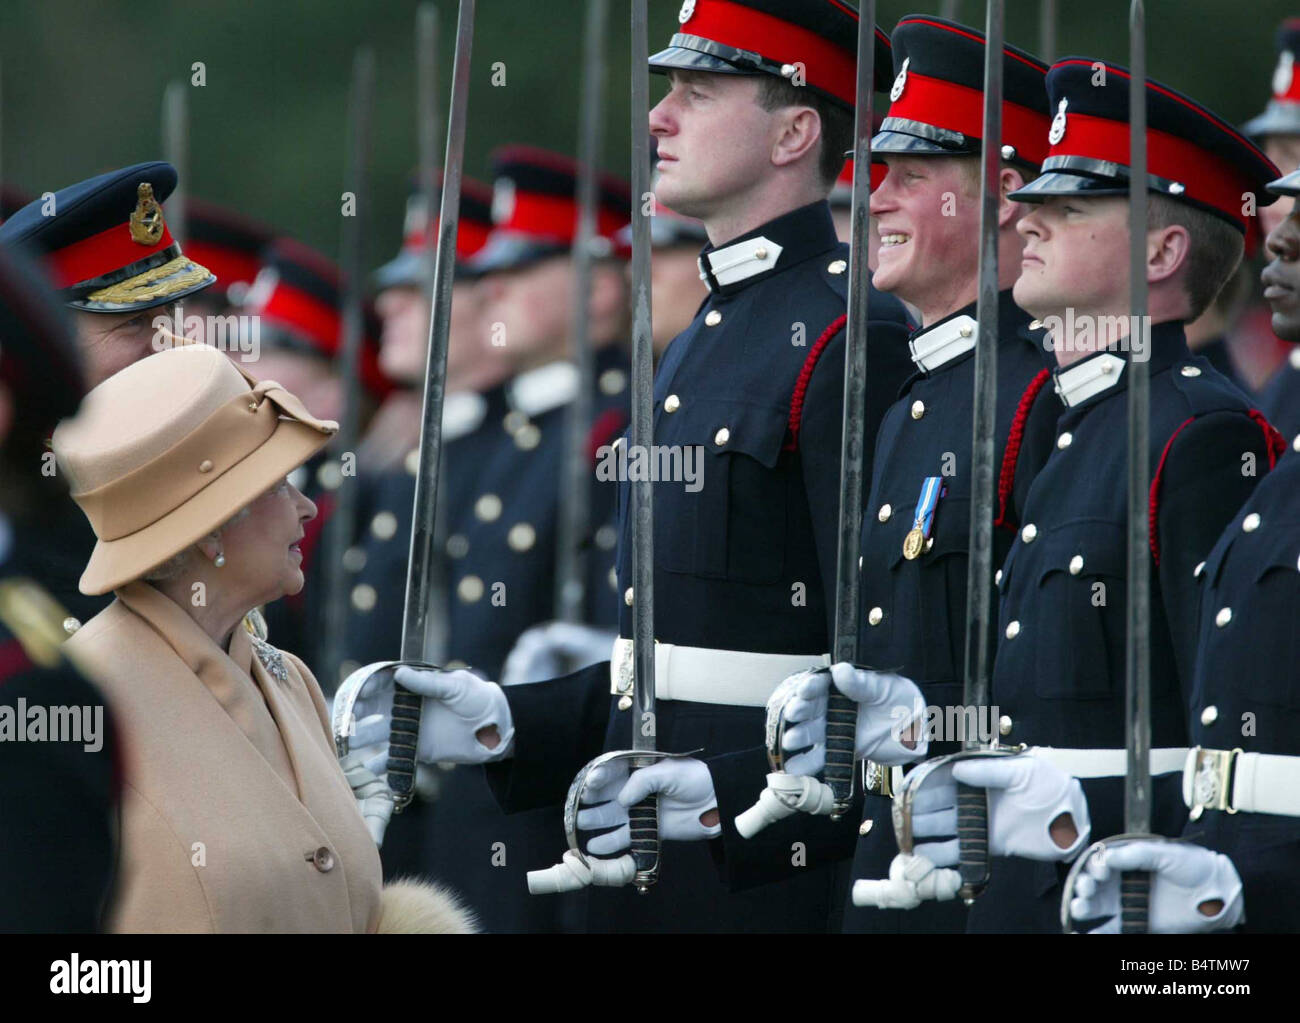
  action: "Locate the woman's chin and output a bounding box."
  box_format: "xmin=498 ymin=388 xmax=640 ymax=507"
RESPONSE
xmin=281 ymin=569 xmax=306 ymax=598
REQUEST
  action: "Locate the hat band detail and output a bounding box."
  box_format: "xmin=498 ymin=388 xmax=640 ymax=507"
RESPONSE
xmin=83 ymin=256 xmax=210 ymax=307
xmin=49 ymin=220 xmax=177 ymax=289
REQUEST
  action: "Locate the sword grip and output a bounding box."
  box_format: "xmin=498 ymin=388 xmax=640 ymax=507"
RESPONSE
xmin=823 ymin=691 xmax=857 ymax=818
xmin=628 ymin=795 xmax=659 ymax=893
xmin=1120 ymin=870 xmax=1150 ymax=934
xmin=386 ymin=685 xmax=423 ymax=810
xmin=956 ymin=781 xmax=990 ymax=904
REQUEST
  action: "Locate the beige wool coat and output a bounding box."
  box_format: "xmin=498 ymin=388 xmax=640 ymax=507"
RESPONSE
xmin=65 ymin=581 xmax=383 ymax=933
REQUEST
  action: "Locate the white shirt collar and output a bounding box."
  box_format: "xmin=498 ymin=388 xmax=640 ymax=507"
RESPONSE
xmin=909 ymin=314 xmax=978 ymax=372
xmin=508 ymin=360 xmax=580 ymax=418
xmin=441 ymin=390 xmax=489 ymax=442
xmin=697 ymin=236 xmax=783 ymax=292
xmin=1053 ymin=352 xmax=1126 ymax=408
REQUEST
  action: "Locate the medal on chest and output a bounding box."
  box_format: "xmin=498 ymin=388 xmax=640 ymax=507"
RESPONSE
xmin=902 ymin=475 xmax=945 ymax=560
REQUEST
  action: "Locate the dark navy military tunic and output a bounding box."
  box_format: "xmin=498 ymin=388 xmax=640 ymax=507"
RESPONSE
xmin=1260 ymin=346 xmax=1300 ymax=448
xmin=844 ymin=291 xmax=1056 ymax=934
xmin=972 ymin=322 xmax=1277 ymax=932
xmin=1183 ymin=445 xmax=1299 ymax=933
xmin=489 ymin=201 xmax=915 ymax=932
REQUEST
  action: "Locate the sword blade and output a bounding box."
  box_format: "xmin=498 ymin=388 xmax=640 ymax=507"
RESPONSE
xmin=319 ymin=47 xmax=375 ymax=691
xmin=555 ymin=0 xmax=609 ymax=624
xmin=390 ymin=0 xmax=477 ymax=807
xmin=162 ymin=81 xmax=188 ymax=245
xmin=629 ymin=0 xmax=655 ymax=757
xmin=824 ymin=0 xmax=879 ymax=817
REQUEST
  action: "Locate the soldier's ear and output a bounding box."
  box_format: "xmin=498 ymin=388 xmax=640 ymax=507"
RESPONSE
xmin=998 ymin=167 xmax=1028 ymax=228
xmin=1147 ymin=223 xmax=1191 ymax=286
xmin=771 ymin=106 xmax=821 ymax=170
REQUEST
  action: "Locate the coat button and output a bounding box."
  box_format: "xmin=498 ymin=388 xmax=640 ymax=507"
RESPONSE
xmin=664 ymin=394 xmax=681 ymax=413
xmin=911 ymin=400 xmax=925 ymax=420
xmin=446 ymin=533 xmax=470 ymax=559
xmin=1021 ymin=523 xmax=1038 ymax=543
xmin=595 ymin=524 xmax=618 ymax=550
xmin=310 ymin=847 xmax=335 ymax=872
xmin=1293 ymin=433 xmax=1300 ymax=453
xmin=998 ymin=715 xmax=1013 ymax=736
xmin=1069 ymin=554 xmax=1084 ymax=575
xmin=1200 ymin=705 xmax=1219 ymax=726
xmin=754 ymin=246 xmax=768 ymax=260
xmin=599 ymin=368 xmax=627 ymax=395
xmin=828 ymin=259 xmax=847 ymax=274
xmin=1242 ymin=513 xmax=1261 ymax=533
xmin=515 ymin=424 xmax=542 ymax=450
xmin=458 ymin=576 xmax=485 ymax=603
xmin=994 ymin=569 xmax=1003 ymax=585
xmin=1005 ymin=620 xmax=1021 ymax=639
xmin=1057 ymin=432 xmax=1073 ymax=449
xmin=351 ymin=584 xmax=377 ymax=612
xmin=507 ymin=522 xmax=537 ymax=552
xmin=371 ymin=511 xmax=398 ymax=540
xmin=624 ymin=586 xmax=634 ymax=606
xmin=1193 ymin=560 xmax=1205 ymax=578
xmin=1215 ymin=607 xmax=1232 ymax=627
xmin=63 ymin=616 xmax=82 ymax=635
xmin=475 ymin=493 xmax=503 ymax=521
xmin=1180 ymin=365 xmax=1201 ymax=377
xmin=343 ymin=545 xmax=366 ymax=572
xmin=198 ymin=459 xmax=214 ymax=473
xmin=714 ymin=427 xmax=730 ymax=446
xmin=867 ymin=606 xmax=883 ymax=626
xmin=705 ymin=309 xmax=722 ymax=326
xmin=858 ymin=819 xmax=873 ymax=836
xmin=618 ymin=696 xmax=633 ymax=711
xmin=878 ymin=503 xmax=892 ymax=522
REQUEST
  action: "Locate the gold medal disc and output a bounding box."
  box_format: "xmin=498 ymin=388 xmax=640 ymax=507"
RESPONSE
xmin=902 ymin=526 xmax=925 ymax=560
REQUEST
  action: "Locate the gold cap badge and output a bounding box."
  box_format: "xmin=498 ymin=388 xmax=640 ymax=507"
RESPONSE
xmin=129 ymin=182 xmax=165 ymax=245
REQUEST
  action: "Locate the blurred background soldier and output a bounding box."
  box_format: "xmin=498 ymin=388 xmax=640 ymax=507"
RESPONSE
xmin=0 ymin=161 xmax=214 ymax=624
xmin=0 ymin=243 xmax=119 ymax=932
xmin=181 ymin=197 xmax=274 ymax=319
xmin=241 ymin=236 xmax=393 ymax=667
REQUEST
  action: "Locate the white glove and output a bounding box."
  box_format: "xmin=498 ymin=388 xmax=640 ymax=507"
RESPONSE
xmin=338 ymin=749 xmax=395 ymax=847
xmin=905 ymin=755 xmax=1091 ymax=868
xmin=342 ymin=663 xmax=515 ymax=771
xmin=577 ymin=756 xmax=722 ymax=854
xmin=780 ymin=662 xmax=928 ymax=774
xmin=1068 ymin=840 xmax=1245 ymax=933
xmin=500 ymin=621 xmax=616 ymax=686
xmin=852 ymin=852 xmax=961 ymax=909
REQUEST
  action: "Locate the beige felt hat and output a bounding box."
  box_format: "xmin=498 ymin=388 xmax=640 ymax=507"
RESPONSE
xmin=53 ymin=343 xmax=338 ymax=595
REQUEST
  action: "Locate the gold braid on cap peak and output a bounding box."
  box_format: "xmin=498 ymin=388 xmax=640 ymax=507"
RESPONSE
xmin=85 ymin=256 xmax=209 ymax=306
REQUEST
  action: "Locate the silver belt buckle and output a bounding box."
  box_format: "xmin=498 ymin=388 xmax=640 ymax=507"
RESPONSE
xmin=861 ymin=759 xmax=894 ymax=798
xmin=1189 ymin=746 xmax=1241 ymax=820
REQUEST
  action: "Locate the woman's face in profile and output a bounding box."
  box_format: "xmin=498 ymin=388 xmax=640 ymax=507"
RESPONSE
xmin=219 ymin=478 xmax=318 ymax=606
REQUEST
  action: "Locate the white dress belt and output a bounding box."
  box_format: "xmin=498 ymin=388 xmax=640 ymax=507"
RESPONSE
xmin=609 ymin=637 xmax=828 ymax=708
xmin=1182 ymin=747 xmax=1300 ymax=818
xmin=1027 ymin=745 xmax=1189 ymax=778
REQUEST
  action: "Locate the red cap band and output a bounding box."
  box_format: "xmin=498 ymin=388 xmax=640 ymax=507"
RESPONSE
xmin=183 ymin=241 xmax=260 ymax=292
xmin=402 ymin=217 xmax=492 ymax=259
xmin=501 ymin=191 xmax=626 ymax=243
xmin=680 ymin=0 xmax=856 ymax=107
xmin=887 ymin=70 xmax=1051 ymax=166
xmin=1051 ymin=111 xmax=1250 ymax=229
xmin=48 ymin=221 xmax=176 ymax=289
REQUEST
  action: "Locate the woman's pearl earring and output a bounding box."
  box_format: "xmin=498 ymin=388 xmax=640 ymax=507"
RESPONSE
xmin=214 ymin=553 xmax=226 ymax=568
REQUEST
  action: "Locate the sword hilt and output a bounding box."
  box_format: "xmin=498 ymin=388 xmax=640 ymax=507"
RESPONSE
xmin=955 ymin=781 xmax=991 ymax=904
xmin=1120 ymin=870 xmax=1150 ymax=933
xmin=386 ymin=686 xmax=423 ymax=810
xmin=628 ymin=794 xmax=659 ymax=893
xmin=823 ymin=689 xmax=857 ymax=819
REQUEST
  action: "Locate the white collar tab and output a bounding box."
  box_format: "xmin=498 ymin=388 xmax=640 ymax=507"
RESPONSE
xmin=909 ymin=315 xmax=978 ymax=372
xmin=1054 ymin=353 xmax=1126 ymax=408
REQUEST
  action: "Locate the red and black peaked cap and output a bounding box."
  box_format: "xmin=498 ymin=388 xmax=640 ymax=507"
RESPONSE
xmin=467 ymin=145 xmax=631 ymax=275
xmin=245 ymin=237 xmax=392 ymax=399
xmin=0 ymin=162 xmax=215 ymax=314
xmin=1244 ymin=18 xmax=1300 ymax=141
xmin=873 ymin=16 xmax=1050 ymax=171
xmin=650 ymin=0 xmax=893 ymax=110
xmin=1008 ymin=60 xmax=1280 ymax=235
xmin=372 ymin=174 xmax=493 ymax=291
xmin=184 ymin=198 xmax=274 ymax=305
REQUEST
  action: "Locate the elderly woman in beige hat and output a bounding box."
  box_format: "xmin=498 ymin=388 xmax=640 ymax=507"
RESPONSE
xmin=53 ymin=343 xmax=472 ymax=933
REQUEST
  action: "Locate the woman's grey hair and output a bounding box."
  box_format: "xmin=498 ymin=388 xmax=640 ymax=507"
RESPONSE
xmin=142 ymin=504 xmax=255 ymax=583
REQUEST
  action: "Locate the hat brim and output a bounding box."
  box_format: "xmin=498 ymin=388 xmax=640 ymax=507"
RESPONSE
xmin=372 ymin=248 xmax=430 ymax=291
xmin=648 ymin=44 xmax=763 ymax=79
xmin=78 ymin=416 xmax=334 ymax=595
xmin=465 ymin=234 xmax=569 ymax=276
xmin=1244 ymin=101 xmax=1300 ymax=141
xmin=1008 ymin=170 xmax=1131 ymax=203
xmin=69 ymin=256 xmax=217 ymax=314
xmin=870 ymin=128 xmax=975 ymax=159
xmin=1269 ymin=168 xmax=1300 ymax=198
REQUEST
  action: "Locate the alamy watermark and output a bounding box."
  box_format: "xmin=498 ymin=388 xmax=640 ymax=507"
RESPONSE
xmin=1040 ymin=309 xmax=1152 ymax=361
xmin=890 ymin=699 xmax=1003 ymax=745
xmin=595 ymin=443 xmax=704 ymax=493
xmin=151 ymin=304 xmax=261 ymax=362
xmin=0 ymin=699 xmax=103 ymax=752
